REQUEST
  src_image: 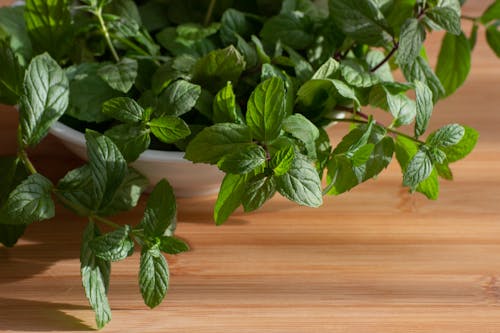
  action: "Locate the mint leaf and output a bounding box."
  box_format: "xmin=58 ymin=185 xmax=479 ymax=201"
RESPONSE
xmin=185 ymin=123 xmax=252 ymax=164
xmin=90 ymin=225 xmax=134 ymax=262
xmin=440 ymin=125 xmax=478 ymax=163
xmin=102 ymin=97 xmax=146 ymax=123
xmin=218 ymin=145 xmax=266 ymax=174
xmin=402 ymin=149 xmax=433 ymax=189
xmin=81 ymin=221 xmax=112 ymax=329
xmin=271 ymin=144 xmax=295 ymax=176
xmin=486 ymin=24 xmax=500 ymax=58
xmin=282 ymin=114 xmax=320 ymax=159
xmin=138 ymin=179 xmax=176 ymax=237
xmin=0 ymin=224 xmax=27 ymax=248
xmin=329 ymin=0 xmax=392 ymax=46
xmin=157 ymin=80 xmax=201 ymax=117
xmin=139 ymin=246 xmax=169 ymax=308
xmin=242 ymin=175 xmax=277 ymax=212
xmin=341 ymin=60 xmax=379 ymax=88
xmin=312 ymin=58 xmax=340 ymax=80
xmin=98 ymin=58 xmax=138 ymax=93
xmin=105 ymin=124 xmax=151 ymax=162
xmin=213 ymin=81 xmax=241 ymax=124
xmin=0 ymin=6 xmax=32 ymax=61
xmin=426 ymin=124 xmax=465 ymax=148
xmin=261 ymin=12 xmax=314 ymax=50
xmin=276 ymin=157 xmax=322 ymax=207
xmin=325 ymin=155 xmax=359 ymax=195
xmin=1 ymin=173 xmax=54 ymax=225
xmin=0 ymin=40 xmax=24 ymax=105
xmin=246 ymin=77 xmax=286 ymax=142
xmin=158 ymin=236 xmax=190 ymax=255
xmin=220 ymin=9 xmax=254 ymax=44
xmin=20 ymin=53 xmax=69 ymax=146
xmin=24 ymin=0 xmax=72 ymax=60
xmin=56 ymin=165 xmax=95 ymax=215
xmin=85 ymin=130 xmax=128 ymax=209
xmin=191 ymin=46 xmax=246 ymax=92
xmin=414 ymin=80 xmax=434 ymax=137
xmin=214 ymin=173 xmax=250 ymax=225
xmin=149 ymin=116 xmax=190 ymax=144
xmin=401 ymin=56 xmax=445 ymax=103
xmin=386 ymin=92 xmax=416 ymax=127
xmin=396 ymin=18 xmax=425 ymax=65
xmin=426 ymin=6 xmax=462 ymax=35
xmin=481 ymin=0 xmax=500 ymax=24
xmin=436 ymin=32 xmax=471 ymax=97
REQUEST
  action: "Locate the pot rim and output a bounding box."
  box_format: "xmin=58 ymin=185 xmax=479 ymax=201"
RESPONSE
xmin=50 ymin=121 xmax=189 ymax=163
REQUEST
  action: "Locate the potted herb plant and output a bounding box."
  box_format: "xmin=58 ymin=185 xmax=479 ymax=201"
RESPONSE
xmin=1 ymin=0 xmax=499 ymax=329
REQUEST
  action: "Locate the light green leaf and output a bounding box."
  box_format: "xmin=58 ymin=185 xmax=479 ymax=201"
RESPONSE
xmin=276 ymin=157 xmax=323 ymax=207
xmin=386 ymin=93 xmax=416 ymax=127
xmin=282 ymin=114 xmax=320 ymax=159
xmin=102 ymin=97 xmax=146 ymax=123
xmin=271 ymin=145 xmax=296 ymax=176
xmin=312 ymin=58 xmax=340 ymax=80
xmin=214 ymin=173 xmax=251 ymax=225
xmin=138 ymin=179 xmax=176 ymax=237
xmin=213 ymin=82 xmax=241 ymax=124
xmin=440 ymin=125 xmax=478 ymax=163
xmin=325 ymin=155 xmax=359 ymax=195
xmin=90 ymin=225 xmax=134 ymax=262
xmin=157 ymin=80 xmax=201 ymax=117
xmin=158 ymin=236 xmax=190 ymax=255
xmin=481 ymin=0 xmax=500 ymax=24
xmin=414 ymin=80 xmax=434 ymax=137
xmin=185 ymin=123 xmax=253 ymax=164
xmin=97 ymin=58 xmax=138 ymax=93
xmin=218 ymin=145 xmax=266 ymax=174
xmin=80 ymin=221 xmax=111 ymax=329
xmin=149 ymin=116 xmax=191 ymax=143
xmin=396 ymin=18 xmax=425 ymax=65
xmin=246 ymin=77 xmax=286 ymax=142
xmin=20 ymin=53 xmax=69 ymax=146
xmin=436 ymin=32 xmax=471 ymax=97
xmin=403 ymin=149 xmax=433 ymax=189
xmin=426 ymin=124 xmax=465 ymax=148
xmin=139 ymin=246 xmax=169 ymax=308
xmin=242 ymin=175 xmax=277 ymax=212
xmin=486 ymin=24 xmax=500 ymax=58
xmin=426 ymin=6 xmax=462 ymax=35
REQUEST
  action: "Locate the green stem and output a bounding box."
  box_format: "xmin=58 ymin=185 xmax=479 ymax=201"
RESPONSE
xmin=92 ymin=214 xmax=122 ymax=229
xmin=18 ymin=150 xmax=37 ymax=175
xmin=461 ymin=15 xmax=479 ymax=22
xmin=111 ymin=35 xmax=161 ymax=67
xmin=95 ymin=8 xmax=120 ymax=62
xmin=204 ymin=0 xmax=217 ymax=26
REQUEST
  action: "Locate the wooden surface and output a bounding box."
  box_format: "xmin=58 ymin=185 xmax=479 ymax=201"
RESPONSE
xmin=1 ymin=1 xmax=500 ymax=332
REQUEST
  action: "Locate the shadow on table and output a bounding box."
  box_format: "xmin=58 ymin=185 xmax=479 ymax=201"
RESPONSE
xmin=0 ymin=297 xmax=92 ymax=331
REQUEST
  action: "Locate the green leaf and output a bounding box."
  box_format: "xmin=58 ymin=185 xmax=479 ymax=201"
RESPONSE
xmin=85 ymin=130 xmax=128 ymax=209
xmin=386 ymin=93 xmax=416 ymax=127
xmin=185 ymin=123 xmax=253 ymax=164
xmin=66 ymin=63 xmax=122 ymax=123
xmin=191 ymin=46 xmax=246 ymax=93
xmin=415 ymin=167 xmax=439 ymax=200
xmin=481 ymin=0 xmax=500 ymax=24
xmin=212 ymin=82 xmax=241 ymax=124
xmin=276 ymin=157 xmax=323 ymax=207
xmin=325 ymin=155 xmax=359 ymax=195
xmin=24 ymin=0 xmax=72 ymax=60
xmin=271 ymin=145 xmax=296 ymax=176
xmin=0 ymin=224 xmax=27 ymax=248
xmin=364 ymin=136 xmax=394 ymax=180
xmin=105 ymin=0 xmax=142 ymax=25
xmin=102 ymin=97 xmax=147 ymax=123
xmin=0 ymin=6 xmax=32 ymax=61
xmin=90 ymin=225 xmax=134 ymax=262
xmin=401 ymin=56 xmax=445 ymax=103
xmin=414 ymin=80 xmax=434 ymax=137
xmin=435 ymin=32 xmax=471 ymax=97
xmin=20 ymin=53 xmax=69 ymax=146
xmin=246 ymin=77 xmax=286 ymax=142
xmin=138 ymin=179 xmax=176 ymax=237
xmin=242 ymin=175 xmax=277 ymax=212
xmin=97 ymin=58 xmax=138 ymax=93
xmin=260 ymin=12 xmax=314 ymax=50
xmin=220 ymin=9 xmax=253 ymax=44
xmin=486 ymin=24 xmax=500 ymax=58
xmin=426 ymin=6 xmax=462 ymax=35
xmin=403 ymin=149 xmax=433 ymax=189
xmin=396 ymin=18 xmax=425 ymax=65
xmin=56 ymin=165 xmax=95 ymax=215
xmin=329 ymin=0 xmax=392 ymax=46
xmin=158 ymin=236 xmax=190 ymax=255
xmin=156 ymin=80 xmax=201 ymax=117
xmin=105 ymin=124 xmax=151 ymax=162
xmin=439 ymin=125 xmax=478 ymax=163
xmin=149 ymin=116 xmax=191 ymax=144
xmin=312 ymin=58 xmax=340 ymax=80
xmin=0 ymin=174 xmax=54 ymax=225
xmin=139 ymin=246 xmax=169 ymax=309
xmin=214 ymin=173 xmax=250 ymax=225
xmin=282 ymin=114 xmax=320 ymax=159
xmin=0 ymin=40 xmax=24 ymax=105
xmin=341 ymin=60 xmax=379 ymax=88
xmin=426 ymin=124 xmax=465 ymax=148
xmin=80 ymin=221 xmax=112 ymax=329
xmin=218 ymin=145 xmax=267 ymax=174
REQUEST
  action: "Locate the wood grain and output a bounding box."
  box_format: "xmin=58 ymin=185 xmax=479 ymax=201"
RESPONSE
xmin=1 ymin=0 xmax=500 ymax=332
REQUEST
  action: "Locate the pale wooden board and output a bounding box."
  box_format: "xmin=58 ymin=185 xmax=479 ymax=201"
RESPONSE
xmin=1 ymin=0 xmax=500 ymax=332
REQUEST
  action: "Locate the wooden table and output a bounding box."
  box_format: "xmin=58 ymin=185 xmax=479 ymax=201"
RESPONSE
xmin=1 ymin=1 xmax=500 ymax=332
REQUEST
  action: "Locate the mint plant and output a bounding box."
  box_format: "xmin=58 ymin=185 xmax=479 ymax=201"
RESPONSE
xmin=0 ymin=0 xmax=499 ymax=329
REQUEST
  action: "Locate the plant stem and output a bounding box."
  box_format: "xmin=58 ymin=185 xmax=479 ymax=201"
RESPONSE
xmin=370 ymin=40 xmax=399 ymax=72
xmin=204 ymin=0 xmax=217 ymax=26
xmin=461 ymin=15 xmax=479 ymax=22
xmin=92 ymin=214 xmax=122 ymax=229
xmin=95 ymin=8 xmax=120 ymax=63
xmin=18 ymin=150 xmax=37 ymax=175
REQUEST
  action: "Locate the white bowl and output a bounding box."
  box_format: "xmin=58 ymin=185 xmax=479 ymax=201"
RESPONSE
xmin=49 ymin=122 xmax=224 ymax=197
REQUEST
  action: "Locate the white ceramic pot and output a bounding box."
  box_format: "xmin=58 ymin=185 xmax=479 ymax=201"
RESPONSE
xmin=49 ymin=122 xmax=224 ymax=197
